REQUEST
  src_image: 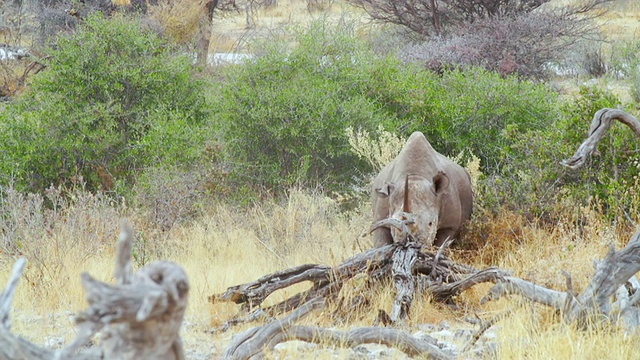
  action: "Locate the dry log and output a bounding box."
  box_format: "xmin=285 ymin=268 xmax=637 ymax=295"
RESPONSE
xmin=222 ymin=297 xmax=454 ymax=360
xmin=211 ymin=244 xmax=398 ymax=326
xmin=390 ymin=242 xmax=419 ymax=322
xmin=482 ymin=229 xmax=640 ymax=330
xmin=561 ymin=108 xmax=640 ymax=169
xmin=211 ymin=241 xmax=485 ymax=330
xmin=0 ymin=219 xmax=190 ymax=360
xmin=0 ymin=258 xmax=103 ymax=360
xmin=215 ymin=234 xmax=506 ymax=359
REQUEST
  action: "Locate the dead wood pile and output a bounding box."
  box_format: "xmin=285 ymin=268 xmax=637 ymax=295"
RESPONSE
xmin=0 ymin=220 xmax=189 ymax=360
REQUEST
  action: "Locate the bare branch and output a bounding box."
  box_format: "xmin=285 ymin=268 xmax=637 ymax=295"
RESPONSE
xmin=561 ymin=108 xmax=640 ymax=169
xmin=0 ymin=258 xmax=26 ymax=330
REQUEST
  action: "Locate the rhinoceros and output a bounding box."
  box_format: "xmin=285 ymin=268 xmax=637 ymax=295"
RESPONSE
xmin=371 ymin=131 xmax=473 ymax=247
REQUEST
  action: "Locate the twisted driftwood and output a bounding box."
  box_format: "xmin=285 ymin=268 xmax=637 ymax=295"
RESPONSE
xmin=561 ymin=108 xmax=640 ymax=169
xmin=491 ymin=108 xmax=640 ymax=328
xmin=0 ymin=220 xmax=190 ymax=360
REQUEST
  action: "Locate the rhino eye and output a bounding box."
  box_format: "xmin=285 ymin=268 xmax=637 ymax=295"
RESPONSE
xmin=428 ymin=222 xmax=433 ymax=226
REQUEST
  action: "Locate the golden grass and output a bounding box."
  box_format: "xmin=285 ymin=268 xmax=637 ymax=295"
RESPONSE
xmin=3 ymin=0 xmax=640 ymax=356
xmin=1 ymin=186 xmax=638 ymax=359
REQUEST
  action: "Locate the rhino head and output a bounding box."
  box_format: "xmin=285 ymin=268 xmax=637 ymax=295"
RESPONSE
xmin=377 ymin=172 xmax=450 ymax=246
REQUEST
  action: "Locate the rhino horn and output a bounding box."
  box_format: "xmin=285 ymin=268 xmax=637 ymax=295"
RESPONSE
xmin=403 ymin=174 xmax=410 ymax=213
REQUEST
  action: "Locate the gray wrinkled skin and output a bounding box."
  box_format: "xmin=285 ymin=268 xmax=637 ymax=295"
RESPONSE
xmin=371 ymin=132 xmax=473 ymax=247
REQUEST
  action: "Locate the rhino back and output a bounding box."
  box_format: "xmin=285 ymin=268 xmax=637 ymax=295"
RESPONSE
xmin=389 ymin=132 xmax=440 ymax=181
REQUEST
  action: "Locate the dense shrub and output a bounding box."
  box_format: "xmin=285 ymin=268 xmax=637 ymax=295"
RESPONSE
xmin=212 ymin=21 xmax=563 ymax=199
xmin=0 ymin=13 xmax=210 ymax=194
xmin=399 ymin=12 xmax=602 ymax=79
xmin=211 ymin=22 xmax=388 ymax=197
xmin=557 ymin=87 xmax=639 ymax=217
xmin=370 ymin=67 xmax=562 ymax=175
xmin=481 ymin=86 xmax=640 ymax=222
xmin=353 ymin=0 xmax=606 ymax=79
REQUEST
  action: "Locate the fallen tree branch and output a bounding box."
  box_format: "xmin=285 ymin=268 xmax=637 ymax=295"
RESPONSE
xmin=215 ymin=233 xmax=505 ymax=358
xmin=390 ymin=242 xmax=420 ymax=322
xmin=211 ymin=241 xmax=486 ymax=330
xmin=482 ymin=230 xmax=640 ymax=330
xmin=561 ymin=108 xmax=640 ymax=169
xmin=0 ymin=258 xmax=26 ymax=329
xmin=222 ymin=296 xmax=455 ymax=360
xmin=222 ymin=297 xmax=326 ymax=360
xmin=266 ymin=325 xmax=453 ymax=359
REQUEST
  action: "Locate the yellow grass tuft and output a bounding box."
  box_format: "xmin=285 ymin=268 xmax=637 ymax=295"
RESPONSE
xmin=149 ymin=0 xmax=206 ymax=45
xmin=346 ymin=125 xmax=405 ymax=171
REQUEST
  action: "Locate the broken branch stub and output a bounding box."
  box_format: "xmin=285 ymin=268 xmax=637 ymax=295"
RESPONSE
xmin=0 ymin=219 xmax=190 ymax=360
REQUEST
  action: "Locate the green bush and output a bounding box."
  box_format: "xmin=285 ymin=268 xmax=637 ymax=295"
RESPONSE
xmin=483 ymin=85 xmax=638 ymax=221
xmin=557 ymin=86 xmax=637 ymax=217
xmin=211 ymin=21 xmax=388 ymax=196
xmin=370 ymin=67 xmax=562 ymax=175
xmin=211 ymin=20 xmax=564 ymax=199
xmin=0 ymin=13 xmax=210 ymax=193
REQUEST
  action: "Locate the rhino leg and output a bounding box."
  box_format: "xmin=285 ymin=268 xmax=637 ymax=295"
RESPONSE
xmin=372 ymin=227 xmax=393 ymax=247
xmin=434 ymin=228 xmax=458 ymax=247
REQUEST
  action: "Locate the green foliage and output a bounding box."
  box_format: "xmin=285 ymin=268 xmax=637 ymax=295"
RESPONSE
xmin=371 ymin=67 xmax=562 ymax=175
xmin=558 ymin=86 xmax=638 ymax=217
xmin=211 ymin=20 xmax=563 ymax=199
xmin=0 ymin=13 xmax=210 ymax=193
xmin=212 ymin=21 xmax=386 ymax=196
xmin=484 ymin=85 xmax=638 ymax=221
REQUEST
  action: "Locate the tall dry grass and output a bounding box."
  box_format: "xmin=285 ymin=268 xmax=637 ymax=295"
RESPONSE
xmin=3 ymin=124 xmax=639 ymax=358
xmin=0 ymin=180 xmax=638 ymax=357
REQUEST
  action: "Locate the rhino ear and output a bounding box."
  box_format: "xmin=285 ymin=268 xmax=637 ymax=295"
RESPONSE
xmin=433 ymin=172 xmax=450 ymax=195
xmin=376 ymin=183 xmax=394 ymax=196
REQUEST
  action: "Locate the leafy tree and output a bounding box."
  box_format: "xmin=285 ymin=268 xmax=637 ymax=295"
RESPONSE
xmin=0 ymin=13 xmax=210 ymax=193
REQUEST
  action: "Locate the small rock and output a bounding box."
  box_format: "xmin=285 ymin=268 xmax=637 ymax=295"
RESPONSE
xmin=418 ymin=323 xmax=437 ymax=332
xmin=454 ymin=328 xmax=473 ymax=341
xmin=430 ymin=329 xmax=455 ymax=342
xmin=412 ymin=331 xmax=439 ymax=345
xmin=44 ymin=336 xmax=65 ymax=349
xmin=471 ymin=342 xmax=498 ymax=358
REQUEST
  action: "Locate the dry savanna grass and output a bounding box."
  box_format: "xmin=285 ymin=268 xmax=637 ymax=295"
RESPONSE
xmin=2 ymin=0 xmax=640 ymax=358
xmin=1 ymin=186 xmax=638 ymax=359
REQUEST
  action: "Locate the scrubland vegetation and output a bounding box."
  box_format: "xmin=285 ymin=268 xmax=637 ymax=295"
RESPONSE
xmin=0 ymin=0 xmax=640 ymax=358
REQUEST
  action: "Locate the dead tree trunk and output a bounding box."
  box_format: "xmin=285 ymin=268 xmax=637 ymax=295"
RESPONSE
xmin=390 ymin=242 xmax=419 ymax=322
xmin=195 ymin=0 xmax=219 ymax=67
xmin=0 ymin=220 xmax=190 ymax=360
xmin=561 ymin=108 xmax=640 ymax=169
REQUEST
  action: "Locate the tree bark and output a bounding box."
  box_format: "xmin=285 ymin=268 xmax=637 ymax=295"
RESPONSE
xmin=196 ymin=0 xmax=219 ymax=67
